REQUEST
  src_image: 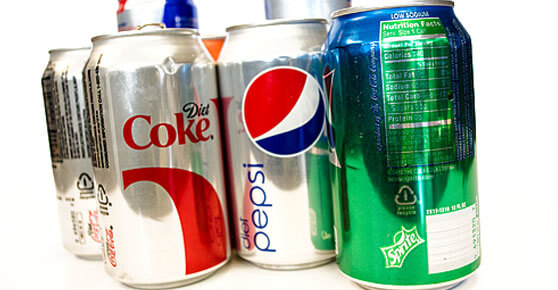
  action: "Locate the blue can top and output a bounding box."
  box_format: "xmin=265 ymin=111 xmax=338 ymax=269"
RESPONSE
xmin=163 ymin=0 xmax=199 ymax=29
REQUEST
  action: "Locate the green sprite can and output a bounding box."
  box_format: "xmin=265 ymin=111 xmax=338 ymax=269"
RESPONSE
xmin=323 ymin=1 xmax=480 ymax=289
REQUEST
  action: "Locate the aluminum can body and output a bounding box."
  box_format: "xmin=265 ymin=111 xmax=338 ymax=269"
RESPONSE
xmin=324 ymin=1 xmax=480 ymax=289
xmin=265 ymin=0 xmax=351 ymax=21
xmin=41 ymin=48 xmax=102 ymax=259
xmin=218 ymin=19 xmax=335 ymax=269
xmin=117 ymin=0 xmax=198 ymax=31
xmin=83 ymin=28 xmax=230 ymax=288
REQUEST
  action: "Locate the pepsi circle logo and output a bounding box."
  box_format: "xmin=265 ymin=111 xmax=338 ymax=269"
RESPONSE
xmin=242 ymin=67 xmax=325 ymax=158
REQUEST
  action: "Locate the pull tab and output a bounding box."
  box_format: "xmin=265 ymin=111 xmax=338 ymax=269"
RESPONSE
xmin=136 ymin=23 xmax=166 ymax=31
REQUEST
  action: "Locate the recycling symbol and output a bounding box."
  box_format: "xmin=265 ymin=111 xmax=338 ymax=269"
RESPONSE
xmin=395 ymin=185 xmax=417 ymax=206
xmin=77 ymin=173 xmax=94 ymax=190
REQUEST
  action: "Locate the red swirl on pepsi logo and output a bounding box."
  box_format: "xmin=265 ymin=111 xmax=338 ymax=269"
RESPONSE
xmin=242 ymin=67 xmax=325 ymax=157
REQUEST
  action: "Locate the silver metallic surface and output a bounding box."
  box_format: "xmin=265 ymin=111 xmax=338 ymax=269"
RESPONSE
xmin=92 ymin=27 xmax=198 ymax=42
xmin=265 ymin=0 xmax=351 ymax=20
xmin=84 ymin=29 xmax=230 ymax=288
xmin=41 ymin=48 xmax=101 ymax=259
xmin=218 ymin=20 xmax=335 ymax=269
xmin=226 ymin=18 xmax=328 ymax=32
xmin=334 ymin=0 xmax=453 ymax=18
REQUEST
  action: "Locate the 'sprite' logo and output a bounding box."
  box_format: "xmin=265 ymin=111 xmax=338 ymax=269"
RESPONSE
xmin=123 ymin=102 xmax=215 ymax=150
xmin=380 ymin=226 xmax=425 ymax=268
xmin=242 ymin=67 xmax=325 ymax=158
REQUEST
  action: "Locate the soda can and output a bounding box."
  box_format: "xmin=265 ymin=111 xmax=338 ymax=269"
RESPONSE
xmin=83 ymin=27 xmax=230 ymax=288
xmin=324 ymin=0 xmax=480 ymax=288
xmin=41 ymin=48 xmax=102 ymax=259
xmin=117 ymin=0 xmax=198 ymax=31
xmin=218 ymin=19 xmax=335 ymax=269
xmin=264 ymin=0 xmax=351 ymax=21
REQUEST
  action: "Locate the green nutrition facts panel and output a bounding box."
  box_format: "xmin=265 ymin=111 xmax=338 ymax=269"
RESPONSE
xmin=380 ymin=18 xmax=455 ymax=168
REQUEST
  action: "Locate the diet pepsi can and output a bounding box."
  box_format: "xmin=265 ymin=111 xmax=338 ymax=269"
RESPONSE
xmin=218 ymin=19 xmax=335 ymax=269
xmin=83 ymin=28 xmax=230 ymax=288
xmin=265 ymin=0 xmax=351 ymax=21
xmin=117 ymin=0 xmax=198 ymax=31
xmin=41 ymin=48 xmax=101 ymax=259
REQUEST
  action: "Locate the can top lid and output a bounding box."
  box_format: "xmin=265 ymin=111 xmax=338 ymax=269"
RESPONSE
xmin=92 ymin=26 xmax=199 ymax=43
xmin=226 ymin=18 xmax=328 ymax=33
xmin=202 ymin=34 xmax=226 ymax=40
xmin=48 ymin=47 xmax=90 ymax=54
xmin=332 ymin=0 xmax=454 ymax=18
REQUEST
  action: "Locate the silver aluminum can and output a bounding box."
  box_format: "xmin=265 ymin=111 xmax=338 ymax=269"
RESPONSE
xmin=41 ymin=48 xmax=102 ymax=259
xmin=217 ymin=19 xmax=335 ymax=269
xmin=84 ymin=28 xmax=230 ymax=288
xmin=264 ymin=0 xmax=351 ymax=20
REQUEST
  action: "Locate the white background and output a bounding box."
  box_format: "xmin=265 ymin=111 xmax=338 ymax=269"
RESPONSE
xmin=0 ymin=0 xmax=557 ymax=289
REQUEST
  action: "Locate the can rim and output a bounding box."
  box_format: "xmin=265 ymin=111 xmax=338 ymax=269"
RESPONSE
xmin=48 ymin=47 xmax=91 ymax=54
xmin=339 ymin=268 xmax=478 ymax=290
xmin=202 ymin=34 xmax=226 ymax=40
xmin=332 ymin=0 xmax=454 ymax=18
xmin=226 ymin=18 xmax=328 ymax=33
xmin=91 ymin=28 xmax=199 ymax=43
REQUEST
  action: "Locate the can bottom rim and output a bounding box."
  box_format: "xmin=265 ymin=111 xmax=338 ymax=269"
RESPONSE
xmin=342 ymin=268 xmax=478 ymax=290
xmin=241 ymin=255 xmax=335 ymax=271
xmin=120 ymin=258 xmax=230 ymax=289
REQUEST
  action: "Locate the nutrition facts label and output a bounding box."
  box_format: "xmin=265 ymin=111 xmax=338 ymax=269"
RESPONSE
xmin=41 ymin=67 xmax=63 ymax=164
xmin=380 ymin=18 xmax=455 ymax=168
xmin=84 ymin=54 xmax=110 ymax=169
xmin=60 ymin=69 xmax=90 ymax=160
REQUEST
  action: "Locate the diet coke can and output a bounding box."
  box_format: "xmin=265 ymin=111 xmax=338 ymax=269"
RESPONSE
xmin=83 ymin=27 xmax=230 ymax=288
xmin=217 ymin=19 xmax=335 ymax=269
xmin=41 ymin=48 xmax=102 ymax=259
